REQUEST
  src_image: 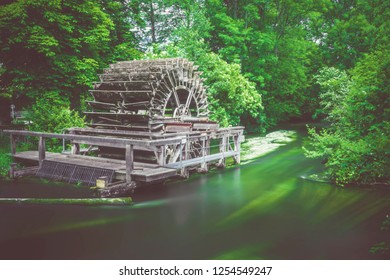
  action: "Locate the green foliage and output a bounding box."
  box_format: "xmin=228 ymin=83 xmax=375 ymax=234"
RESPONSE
xmin=305 ymin=128 xmax=389 ymax=185
xmin=144 ymin=3 xmax=264 ymax=131
xmin=202 ymin=0 xmax=322 ymax=126
xmin=369 ymin=241 xmax=389 ymax=255
xmin=26 ymin=91 xmax=85 ymax=151
xmin=311 ymin=0 xmax=388 ymax=69
xmin=0 ymin=134 xmax=12 ymax=178
xmin=313 ymin=67 xmax=352 ymax=121
xmin=305 ymin=49 xmax=390 ymax=186
xmin=0 ymin=152 xmax=11 ymax=178
xmin=369 ymin=215 xmax=390 ymax=256
xmin=197 ymin=52 xmax=264 ymax=129
xmin=147 ymin=0 xmax=306 ymax=127
xmin=0 ymin=0 xmax=139 ymax=112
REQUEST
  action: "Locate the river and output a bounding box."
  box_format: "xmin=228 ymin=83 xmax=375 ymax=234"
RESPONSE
xmin=0 ymin=125 xmax=389 ymax=259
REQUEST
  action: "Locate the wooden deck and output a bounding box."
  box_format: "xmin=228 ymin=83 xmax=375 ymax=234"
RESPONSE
xmin=13 ymin=151 xmax=178 ymax=182
xmin=5 ymin=126 xmax=243 ymax=191
xmin=116 ymin=168 xmax=178 ymax=183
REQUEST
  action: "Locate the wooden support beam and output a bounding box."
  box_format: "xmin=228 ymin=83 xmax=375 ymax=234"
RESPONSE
xmin=157 ymin=145 xmax=166 ymax=166
xmin=9 ymin=163 xmax=17 ymax=179
xmin=179 ymin=168 xmax=189 ymax=178
xmin=71 ymin=143 xmax=80 ymax=155
xmin=200 ymin=137 xmax=208 ymax=172
xmin=206 ymin=139 xmax=211 ymax=156
xmin=234 ymin=134 xmax=241 ymax=164
xmin=185 ymin=137 xmax=189 ymax=161
xmin=10 ymin=134 xmax=16 ymax=155
xmin=169 ymin=144 xmax=181 ymax=164
xmin=217 ymin=136 xmax=226 ymax=168
xmin=125 ymin=144 xmax=134 ymax=183
xmin=38 ymin=136 xmax=45 ymax=166
xmin=10 ymin=166 xmax=39 ymax=178
xmin=155 ymin=145 xmax=166 ymax=166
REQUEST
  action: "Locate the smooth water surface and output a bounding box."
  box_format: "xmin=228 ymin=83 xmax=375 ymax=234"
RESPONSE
xmin=0 ymin=126 xmax=389 ymax=259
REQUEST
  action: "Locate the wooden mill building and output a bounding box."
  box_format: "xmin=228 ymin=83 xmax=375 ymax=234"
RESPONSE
xmin=5 ymin=58 xmax=244 ymax=197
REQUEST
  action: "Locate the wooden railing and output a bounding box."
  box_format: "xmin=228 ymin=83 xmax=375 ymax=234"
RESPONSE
xmin=4 ymin=130 xmax=186 ymax=184
xmin=4 ymin=127 xmax=244 ymax=184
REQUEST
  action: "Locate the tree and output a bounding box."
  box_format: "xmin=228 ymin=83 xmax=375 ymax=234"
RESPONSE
xmin=305 ymin=48 xmax=389 ymax=186
xmin=0 ymin=0 xmax=140 ymax=119
xmin=99 ymin=0 xmax=142 ymax=62
xmin=144 ymin=1 xmax=265 ymax=131
xmin=310 ymin=0 xmax=389 ymax=69
xmin=203 ymin=0 xmax=322 ymax=126
xmin=130 ymin=0 xmax=191 ymax=50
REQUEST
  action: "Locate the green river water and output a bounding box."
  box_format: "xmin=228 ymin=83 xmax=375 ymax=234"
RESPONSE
xmin=0 ymin=125 xmax=389 ymax=259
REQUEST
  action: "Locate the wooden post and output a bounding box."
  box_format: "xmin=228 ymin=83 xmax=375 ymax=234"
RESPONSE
xmin=10 ymin=134 xmax=16 ymax=155
xmin=162 ymin=145 xmax=166 ymax=165
xmin=206 ymin=138 xmax=211 ymax=156
xmin=179 ymin=142 xmax=183 ymax=166
xmin=9 ymin=163 xmax=17 ymax=179
xmin=71 ymin=143 xmax=80 ymax=155
xmin=179 ymin=138 xmax=188 ymax=177
xmin=217 ymin=136 xmax=226 ymax=168
xmin=233 ymin=134 xmax=241 ymax=164
xmin=38 ymin=136 xmax=45 ymax=166
xmin=125 ymin=144 xmax=134 ymax=183
xmin=200 ymin=137 xmax=208 ymax=172
xmin=157 ymin=145 xmax=166 ymax=166
xmin=185 ymin=137 xmax=189 ymax=160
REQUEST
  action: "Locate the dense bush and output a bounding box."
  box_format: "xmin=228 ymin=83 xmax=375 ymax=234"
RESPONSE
xmin=305 ymin=49 xmax=389 ymax=186
xmin=26 ymin=91 xmax=85 ymax=152
xmin=0 ymin=152 xmax=11 ymax=178
xmin=196 ymin=52 xmax=263 ymax=129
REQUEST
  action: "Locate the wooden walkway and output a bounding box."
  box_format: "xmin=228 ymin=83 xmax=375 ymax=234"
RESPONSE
xmin=5 ymin=127 xmax=243 ymax=191
xmin=13 ymin=151 xmax=178 ymax=183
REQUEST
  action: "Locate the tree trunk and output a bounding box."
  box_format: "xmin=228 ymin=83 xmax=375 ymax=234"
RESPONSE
xmin=150 ymin=2 xmax=156 ymax=43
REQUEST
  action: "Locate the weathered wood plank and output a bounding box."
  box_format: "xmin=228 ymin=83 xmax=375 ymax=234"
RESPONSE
xmin=165 ymin=151 xmax=237 ymax=169
xmin=127 ymin=167 xmax=177 ymax=182
xmin=11 ymin=151 xmax=158 ymax=168
xmin=193 ymin=123 xmax=220 ymax=130
xmin=10 ymin=134 xmax=16 ymax=155
xmin=234 ymin=134 xmax=241 ymax=164
xmin=12 ymin=166 xmax=39 ymax=178
xmin=200 ymin=137 xmax=208 ymax=172
xmin=165 ymin=124 xmax=192 ymax=133
xmin=38 ymin=136 xmax=45 ymax=166
xmin=84 ymin=112 xmax=150 ymax=122
xmin=4 ymin=130 xmax=185 ymax=148
xmin=125 ymin=144 xmax=134 ymax=183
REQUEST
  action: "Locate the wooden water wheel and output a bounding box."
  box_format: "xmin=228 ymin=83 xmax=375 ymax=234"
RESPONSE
xmin=85 ymin=58 xmax=209 ymax=132
xmin=82 ymin=58 xmax=216 ymax=164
